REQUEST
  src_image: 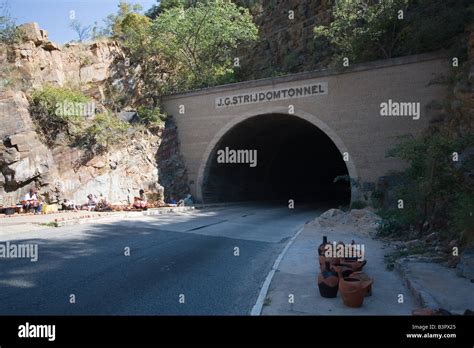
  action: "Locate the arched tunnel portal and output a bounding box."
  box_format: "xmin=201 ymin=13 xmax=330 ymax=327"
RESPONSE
xmin=201 ymin=113 xmax=352 ymax=206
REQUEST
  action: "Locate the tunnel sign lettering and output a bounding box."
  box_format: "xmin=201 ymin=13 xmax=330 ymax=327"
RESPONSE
xmin=215 ymin=82 xmax=328 ymax=108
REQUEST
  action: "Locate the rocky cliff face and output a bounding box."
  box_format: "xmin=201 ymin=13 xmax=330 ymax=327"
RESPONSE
xmin=6 ymin=23 xmax=123 ymax=94
xmin=0 ymin=91 xmax=53 ymax=204
xmin=236 ymin=0 xmax=333 ymax=79
xmin=0 ymin=22 xmax=187 ymax=207
xmin=156 ymin=117 xmax=190 ymax=202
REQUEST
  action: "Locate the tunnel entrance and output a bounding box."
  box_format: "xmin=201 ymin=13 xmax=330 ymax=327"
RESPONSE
xmin=202 ymin=114 xmax=351 ymax=205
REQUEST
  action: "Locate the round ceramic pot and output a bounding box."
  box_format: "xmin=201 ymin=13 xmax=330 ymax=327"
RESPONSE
xmin=350 ymin=271 xmax=373 ymax=296
xmin=339 ymin=276 xmax=373 ymax=307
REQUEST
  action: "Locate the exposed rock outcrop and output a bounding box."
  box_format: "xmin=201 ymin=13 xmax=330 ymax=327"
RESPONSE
xmin=156 ymin=117 xmax=190 ymax=201
xmin=6 ymin=25 xmax=122 ymax=97
xmin=0 ymin=91 xmax=53 ymax=206
xmin=0 ymin=22 xmax=187 ymax=207
xmin=0 ymin=89 xmax=165 ymax=206
xmin=17 ymin=23 xmax=49 ymax=46
xmin=236 ymin=0 xmax=334 ymax=79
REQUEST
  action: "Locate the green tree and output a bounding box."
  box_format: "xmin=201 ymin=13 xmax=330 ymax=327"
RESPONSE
xmin=0 ymin=0 xmax=19 ymax=44
xmin=119 ymin=12 xmax=167 ymax=105
xmin=150 ymin=0 xmax=258 ymax=91
xmin=314 ymin=0 xmax=470 ymax=66
xmin=146 ymin=0 xmax=191 ymax=19
xmin=103 ymin=1 xmax=143 ymax=38
xmin=379 ymin=133 xmax=473 ymax=238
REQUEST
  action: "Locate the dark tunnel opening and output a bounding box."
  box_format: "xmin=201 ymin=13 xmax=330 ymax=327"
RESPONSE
xmin=202 ymin=114 xmax=351 ymax=206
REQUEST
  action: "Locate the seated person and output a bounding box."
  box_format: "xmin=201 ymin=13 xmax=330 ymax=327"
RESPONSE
xmin=82 ymin=194 xmax=97 ymax=211
xmin=133 ymin=189 xmax=148 ymax=209
xmin=22 ymin=187 xmax=43 ymax=214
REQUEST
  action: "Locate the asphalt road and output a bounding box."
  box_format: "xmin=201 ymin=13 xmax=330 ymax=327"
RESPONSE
xmin=0 ymin=204 xmax=319 ymax=315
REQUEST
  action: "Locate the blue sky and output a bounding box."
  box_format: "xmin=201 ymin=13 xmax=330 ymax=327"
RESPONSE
xmin=7 ymin=0 xmax=158 ymax=43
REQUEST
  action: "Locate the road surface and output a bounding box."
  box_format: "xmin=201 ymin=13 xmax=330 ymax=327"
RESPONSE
xmin=0 ymin=204 xmax=319 ymax=315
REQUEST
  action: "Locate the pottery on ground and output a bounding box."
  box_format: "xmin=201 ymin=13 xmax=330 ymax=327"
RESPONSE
xmin=338 ymin=276 xmax=373 ymax=308
xmin=339 ymin=259 xmax=367 ymax=272
xmin=317 ymin=262 xmax=339 ymax=298
xmin=318 ymin=236 xmax=329 ymax=256
xmin=350 ymin=271 xmax=373 ymax=296
xmin=331 ymin=264 xmax=354 ymax=278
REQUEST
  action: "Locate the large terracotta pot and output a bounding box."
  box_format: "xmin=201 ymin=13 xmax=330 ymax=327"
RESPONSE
xmin=339 ymin=276 xmax=373 ymax=308
xmin=317 ymin=262 xmax=339 ymax=298
xmin=350 ymin=271 xmax=373 ymax=296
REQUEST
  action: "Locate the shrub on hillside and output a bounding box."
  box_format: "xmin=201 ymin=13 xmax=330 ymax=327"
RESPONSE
xmin=377 ymin=133 xmax=473 ymax=241
xmin=30 ymin=86 xmax=132 ymax=154
xmin=136 ymin=106 xmax=167 ymax=127
xmin=314 ymin=0 xmax=471 ymax=66
xmin=30 ymin=86 xmax=91 ymax=145
xmin=82 ymin=112 xmax=130 ymax=154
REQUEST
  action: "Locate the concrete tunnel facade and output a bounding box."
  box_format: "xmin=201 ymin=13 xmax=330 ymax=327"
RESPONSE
xmin=161 ymin=53 xmax=449 ymax=204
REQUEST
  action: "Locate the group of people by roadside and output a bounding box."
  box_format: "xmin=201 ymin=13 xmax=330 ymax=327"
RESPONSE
xmin=20 ymin=187 xmax=108 ymax=214
xmin=61 ymin=193 xmax=113 ymax=212
xmin=61 ymin=190 xmax=149 ymax=212
xmin=20 ymin=186 xmax=194 ymax=215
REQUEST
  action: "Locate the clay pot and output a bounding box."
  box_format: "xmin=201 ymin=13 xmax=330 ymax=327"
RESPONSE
xmin=317 ymin=262 xmax=339 ymax=298
xmin=350 ymin=271 xmax=373 ymax=296
xmin=339 ymin=276 xmax=373 ymax=308
xmin=318 ymin=255 xmax=326 ymax=272
xmin=317 ymin=236 xmax=328 ymax=256
xmin=320 ymin=254 xmax=345 ymax=272
xmin=339 ymin=259 xmax=367 ymax=272
xmin=331 ymin=264 xmax=354 ymax=278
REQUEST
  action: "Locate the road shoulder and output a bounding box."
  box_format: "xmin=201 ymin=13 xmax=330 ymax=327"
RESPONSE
xmin=261 ymin=208 xmax=416 ymax=315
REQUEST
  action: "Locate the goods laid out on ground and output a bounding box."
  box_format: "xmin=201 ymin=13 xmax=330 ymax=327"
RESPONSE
xmin=317 ymin=236 xmax=373 ymax=308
